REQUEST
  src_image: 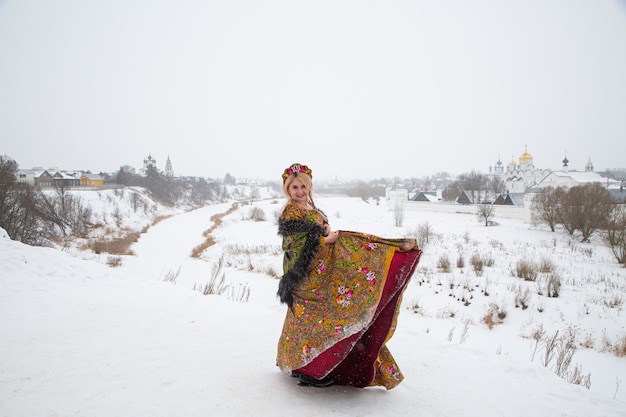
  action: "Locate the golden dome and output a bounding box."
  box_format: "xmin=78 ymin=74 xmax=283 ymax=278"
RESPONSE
xmin=519 ymin=146 xmax=533 ymax=164
xmin=520 ymin=152 xmax=533 ymax=162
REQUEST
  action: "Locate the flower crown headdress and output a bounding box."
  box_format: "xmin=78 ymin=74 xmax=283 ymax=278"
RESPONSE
xmin=282 ymin=163 xmax=312 ymax=183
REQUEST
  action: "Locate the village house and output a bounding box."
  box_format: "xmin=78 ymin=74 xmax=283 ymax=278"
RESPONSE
xmin=80 ymin=173 xmax=105 ymax=187
xmin=16 ymin=168 xmax=105 ymax=189
xmin=51 ymin=171 xmax=80 ymax=188
xmin=34 ymin=170 xmax=53 ymax=188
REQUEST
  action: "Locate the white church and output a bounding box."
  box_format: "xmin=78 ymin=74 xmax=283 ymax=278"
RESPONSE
xmin=142 ymin=154 xmax=174 ymax=178
xmin=487 ymin=147 xmax=615 ymax=194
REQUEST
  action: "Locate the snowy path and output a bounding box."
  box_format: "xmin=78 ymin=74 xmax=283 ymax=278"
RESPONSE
xmin=121 ymin=202 xmax=233 ymax=284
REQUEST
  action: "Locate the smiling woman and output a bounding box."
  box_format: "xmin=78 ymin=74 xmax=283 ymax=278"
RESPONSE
xmin=275 ymin=163 xmax=422 ymax=389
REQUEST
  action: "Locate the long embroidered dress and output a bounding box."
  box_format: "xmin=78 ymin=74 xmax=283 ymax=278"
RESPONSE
xmin=276 ymin=203 xmax=422 ymax=389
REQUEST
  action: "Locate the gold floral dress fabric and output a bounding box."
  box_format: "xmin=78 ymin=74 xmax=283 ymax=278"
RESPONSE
xmin=276 ymin=203 xmax=420 ymax=389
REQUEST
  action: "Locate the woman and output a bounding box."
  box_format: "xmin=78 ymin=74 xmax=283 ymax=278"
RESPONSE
xmin=276 ymin=163 xmax=422 ymax=389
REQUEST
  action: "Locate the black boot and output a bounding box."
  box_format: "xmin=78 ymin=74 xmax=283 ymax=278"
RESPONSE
xmin=293 ymin=373 xmax=334 ymax=388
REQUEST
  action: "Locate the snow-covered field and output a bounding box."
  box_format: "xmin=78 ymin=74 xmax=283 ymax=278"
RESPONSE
xmin=1 ymin=193 xmax=625 ymax=417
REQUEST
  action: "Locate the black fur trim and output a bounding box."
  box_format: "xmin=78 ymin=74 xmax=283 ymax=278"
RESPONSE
xmin=277 ymin=219 xmax=326 ymax=307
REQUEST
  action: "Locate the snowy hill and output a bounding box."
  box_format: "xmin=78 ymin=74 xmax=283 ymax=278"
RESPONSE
xmin=1 ymin=196 xmax=625 ymax=417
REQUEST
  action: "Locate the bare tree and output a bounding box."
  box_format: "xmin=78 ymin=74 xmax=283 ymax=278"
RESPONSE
xmin=1 ymin=155 xmax=69 ymax=244
xmin=532 ymin=186 xmax=567 ymax=232
xmin=0 ymin=156 xmax=40 ymax=243
xmin=442 ymin=182 xmax=461 ymax=202
xmin=223 ymin=173 xmax=236 ymax=185
xmin=459 ymin=170 xmax=487 ymax=203
xmin=579 ymin=184 xmax=614 ymax=242
xmin=36 ymin=191 xmax=69 ymax=236
xmin=0 ymin=155 xmax=19 ymax=229
xmin=249 ymin=187 xmax=261 ymax=204
xmin=416 ymin=221 xmax=435 ymax=247
xmin=603 ymin=204 xmax=626 ymax=266
xmin=602 ymin=168 xmax=626 ymax=182
xmin=393 ymin=200 xmax=405 ymax=227
xmin=487 ymin=176 xmax=506 ymax=199
xmin=2 ymin=183 xmax=47 ymax=245
xmin=10 ymin=184 xmax=43 ymax=244
xmin=64 ymin=195 xmax=93 ymax=237
xmin=476 ymin=203 xmax=495 ymax=226
xmin=55 ymin=183 xmax=70 ymax=217
xmin=559 ymin=183 xmax=614 ymax=242
xmin=556 ymin=189 xmax=580 ymax=237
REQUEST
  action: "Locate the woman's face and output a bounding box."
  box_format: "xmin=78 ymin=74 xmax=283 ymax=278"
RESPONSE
xmin=287 ymin=177 xmax=309 ymax=206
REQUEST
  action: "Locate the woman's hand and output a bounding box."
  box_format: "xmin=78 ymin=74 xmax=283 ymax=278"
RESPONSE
xmin=324 ymin=230 xmax=339 ymax=244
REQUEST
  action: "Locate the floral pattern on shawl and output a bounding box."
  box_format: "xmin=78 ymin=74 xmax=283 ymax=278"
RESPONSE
xmin=276 ymin=203 xmax=417 ymax=389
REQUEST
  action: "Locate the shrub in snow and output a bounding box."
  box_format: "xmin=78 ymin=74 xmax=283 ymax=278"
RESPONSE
xmin=514 ymin=285 xmax=531 ymax=310
xmin=437 ymin=254 xmax=451 ymax=273
xmin=546 ymin=273 xmax=561 ymax=298
xmin=247 ymin=206 xmax=266 ymax=222
xmin=106 ymin=256 xmax=122 ymax=268
xmin=456 ymin=254 xmax=465 ymax=268
xmin=483 ymin=303 xmax=506 ymax=329
xmin=470 ymin=253 xmax=484 ymax=276
xmin=515 ymin=259 xmax=538 ymax=281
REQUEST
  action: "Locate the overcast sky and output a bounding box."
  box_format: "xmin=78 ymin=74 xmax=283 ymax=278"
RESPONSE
xmin=1 ymin=0 xmax=625 ymax=181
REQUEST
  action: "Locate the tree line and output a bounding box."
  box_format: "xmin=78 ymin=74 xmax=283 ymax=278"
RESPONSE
xmin=531 ymin=183 xmax=626 ymax=265
xmin=1 ymin=155 xmax=79 ymax=245
xmin=115 ymin=164 xmax=226 ymax=206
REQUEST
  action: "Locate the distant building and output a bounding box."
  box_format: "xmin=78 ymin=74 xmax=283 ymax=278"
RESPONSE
xmin=488 ymin=146 xmax=551 ymax=193
xmin=493 ymin=192 xmax=525 ymax=206
xmin=165 ymin=155 xmax=174 ymax=178
xmin=16 ymin=168 xmax=105 ymax=188
xmin=488 ymin=146 xmax=612 ymax=193
xmin=456 ymin=190 xmax=472 ymax=205
xmin=142 ymin=154 xmax=157 ymax=175
xmin=410 ymin=191 xmax=440 ymax=202
xmin=51 ymin=171 xmax=80 ymax=188
xmin=609 ymin=185 xmax=626 ymax=203
xmin=80 ymin=173 xmax=104 ymax=187
xmin=16 ymin=168 xmax=45 ymax=186
xmin=385 ymin=188 xmax=408 ymax=200
xmin=539 ymin=170 xmax=616 ymax=189
xmin=36 ymin=170 xmax=53 ymax=187
xmin=236 ymin=178 xmax=258 ymax=186
xmin=141 ymin=153 xmax=175 ymax=177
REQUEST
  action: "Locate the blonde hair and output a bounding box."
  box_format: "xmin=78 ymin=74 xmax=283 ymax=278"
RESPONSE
xmin=282 ymin=172 xmax=316 ymax=208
